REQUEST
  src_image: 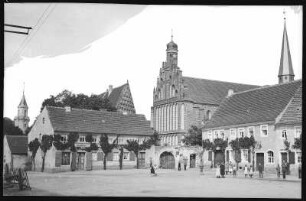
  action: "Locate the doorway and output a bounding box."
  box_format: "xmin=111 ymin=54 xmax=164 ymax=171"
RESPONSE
xmin=214 ymin=150 xmax=225 ymax=167
xmin=139 ymin=152 xmax=146 ymax=169
xmin=256 ymin=153 xmax=264 ymax=171
xmin=76 ymin=152 xmax=85 ymax=170
xmin=160 ymin=152 xmax=175 ymax=169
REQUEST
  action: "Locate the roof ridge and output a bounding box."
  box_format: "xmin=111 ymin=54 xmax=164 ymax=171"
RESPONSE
xmin=183 ymin=76 xmax=260 ymax=87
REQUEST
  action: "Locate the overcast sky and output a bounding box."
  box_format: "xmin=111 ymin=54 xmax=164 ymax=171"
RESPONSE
xmin=4 ymin=4 xmax=303 ymax=125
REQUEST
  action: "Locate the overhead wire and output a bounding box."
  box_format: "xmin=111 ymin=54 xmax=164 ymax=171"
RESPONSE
xmin=6 ymin=3 xmax=57 ymax=67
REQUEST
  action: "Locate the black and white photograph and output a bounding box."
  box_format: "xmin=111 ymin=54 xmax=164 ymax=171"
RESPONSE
xmin=3 ymin=2 xmax=302 ymax=198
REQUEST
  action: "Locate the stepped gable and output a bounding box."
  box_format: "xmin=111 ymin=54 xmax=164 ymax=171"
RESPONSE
xmin=204 ymin=80 xmax=302 ymax=129
xmin=182 ymin=77 xmax=260 ymax=105
xmin=6 ymin=135 xmax=28 ymax=154
xmin=46 ymin=106 xmax=152 ymax=135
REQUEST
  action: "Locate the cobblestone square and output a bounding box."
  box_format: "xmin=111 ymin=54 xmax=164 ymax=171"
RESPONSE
xmin=3 ymin=168 xmax=301 ymax=198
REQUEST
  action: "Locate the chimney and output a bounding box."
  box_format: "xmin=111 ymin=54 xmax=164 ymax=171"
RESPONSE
xmin=65 ymin=106 xmax=71 ymax=112
xmin=227 ymin=89 xmax=234 ymax=97
xmin=108 ymin=85 xmax=113 ymax=95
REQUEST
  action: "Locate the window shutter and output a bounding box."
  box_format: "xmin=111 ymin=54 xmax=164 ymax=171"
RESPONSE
xmin=107 ymin=152 xmax=113 ymax=161
xmin=248 ymin=150 xmax=251 ymax=163
xmin=97 ymin=152 xmax=103 ymax=161
xmin=55 ymin=151 xmax=62 ymax=167
xmin=208 ymin=151 xmax=212 ymax=161
xmin=289 ymin=152 xmax=295 ymax=164
xmin=130 ymin=151 xmax=135 ymax=161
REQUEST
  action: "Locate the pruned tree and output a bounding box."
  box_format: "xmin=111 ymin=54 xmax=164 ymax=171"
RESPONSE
xmin=182 ymin=125 xmax=202 ymax=146
xmin=53 ymin=134 xmax=69 ymax=151
xmin=119 ymin=145 xmax=124 ymax=170
xmin=40 ymin=135 xmax=53 ymax=172
xmin=292 ymin=133 xmax=302 ymax=150
xmin=28 ymin=138 xmax=40 ymax=171
xmin=146 ymin=130 xmax=161 ymax=146
xmin=99 ymin=134 xmax=118 ymax=170
xmin=85 ymin=134 xmax=99 ymax=152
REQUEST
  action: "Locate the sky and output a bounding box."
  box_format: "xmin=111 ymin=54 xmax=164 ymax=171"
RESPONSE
xmin=4 ymin=4 xmax=303 ymax=125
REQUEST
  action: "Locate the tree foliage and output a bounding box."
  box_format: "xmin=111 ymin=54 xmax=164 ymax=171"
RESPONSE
xmin=53 ymin=134 xmax=69 ymax=150
xmin=85 ymin=134 xmax=99 ymax=152
xmin=3 ymin=117 xmax=24 ymax=136
xmin=99 ymin=134 xmax=118 ymax=170
xmin=212 ymin=138 xmax=228 ymax=152
xmin=40 ymin=90 xmax=117 ymax=112
xmin=283 ymin=139 xmax=291 ymax=151
xmin=182 ymin=125 xmax=202 ymax=146
xmin=146 ymin=130 xmax=161 ymax=146
xmin=229 ymin=136 xmax=257 ymax=165
xmin=28 ymin=138 xmax=40 ymax=171
xmin=40 ymin=135 xmax=54 ymax=172
xmin=292 ymin=134 xmax=302 ymax=150
xmin=67 ymin=132 xmax=79 ymax=152
xmin=202 ymin=139 xmax=214 ymax=151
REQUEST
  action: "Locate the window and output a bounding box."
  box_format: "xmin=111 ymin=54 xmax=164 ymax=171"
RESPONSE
xmin=60 ymin=135 xmax=67 ymax=143
xmin=260 ymin=125 xmax=268 ymax=137
xmin=92 ymin=152 xmax=97 ymax=161
xmin=267 ymin=151 xmax=274 ymax=163
xmin=281 ymin=130 xmax=287 ymax=139
xmin=108 ymin=137 xmax=114 ymax=143
xmin=297 ymin=152 xmax=302 ymax=163
xmin=113 ymin=152 xmax=119 ymax=161
xmin=206 ymin=110 xmax=212 ymax=120
xmin=238 ymin=128 xmax=245 ymax=138
xmin=123 ymin=152 xmax=130 ymax=160
xmin=230 ymin=129 xmax=236 ymax=139
xmin=62 ymin=152 xmax=70 ymax=165
xmin=92 ymin=136 xmax=97 ymax=143
xmin=213 ymin=130 xmax=218 ymax=139
xmin=295 ymin=127 xmax=301 ymax=138
xmin=219 ymin=130 xmax=225 ymax=139
xmin=118 ymin=138 xmax=123 ymax=144
xmin=79 ymin=136 xmax=85 ymax=142
xmin=248 ymin=127 xmax=255 ymax=137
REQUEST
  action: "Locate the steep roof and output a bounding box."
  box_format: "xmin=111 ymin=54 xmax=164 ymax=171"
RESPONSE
xmin=99 ymin=83 xmax=127 ymax=107
xmin=6 ymin=135 xmax=28 ymax=154
xmin=204 ymin=80 xmax=302 ymax=129
xmin=18 ymin=93 xmax=28 ymax=108
xmin=46 ymin=106 xmax=153 ymax=136
xmin=182 ymin=77 xmax=260 ymax=105
xmin=276 ymin=85 xmax=302 ymax=125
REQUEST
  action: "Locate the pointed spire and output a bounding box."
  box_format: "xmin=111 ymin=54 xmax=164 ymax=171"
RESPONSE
xmin=278 ymin=10 xmax=295 ymax=84
xmin=171 ymin=29 xmax=173 ymax=41
xmin=18 ymin=85 xmax=28 ymax=108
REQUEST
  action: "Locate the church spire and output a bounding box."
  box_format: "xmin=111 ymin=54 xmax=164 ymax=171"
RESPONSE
xmin=278 ymin=10 xmax=295 ymax=84
xmin=14 ymin=86 xmax=30 ymax=134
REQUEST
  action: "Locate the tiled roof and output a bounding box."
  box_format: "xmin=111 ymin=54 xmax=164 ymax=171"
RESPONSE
xmin=99 ymin=84 xmax=127 ymax=107
xmin=6 ymin=135 xmax=28 ymax=154
xmin=204 ymin=80 xmax=302 ymax=129
xmin=182 ymin=77 xmax=260 ymax=105
xmin=46 ymin=106 xmax=153 ymax=136
xmin=276 ymin=85 xmax=302 ymax=125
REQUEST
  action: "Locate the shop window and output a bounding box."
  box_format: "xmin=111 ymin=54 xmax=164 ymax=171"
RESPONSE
xmin=267 ymin=151 xmax=274 ymax=164
xmin=260 ymin=125 xmax=268 ymax=137
xmin=113 ymin=152 xmax=119 ymax=161
xmin=62 ymin=152 xmax=70 ymax=165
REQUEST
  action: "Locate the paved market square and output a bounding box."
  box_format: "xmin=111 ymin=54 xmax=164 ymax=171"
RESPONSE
xmin=3 ymin=168 xmax=301 ymax=198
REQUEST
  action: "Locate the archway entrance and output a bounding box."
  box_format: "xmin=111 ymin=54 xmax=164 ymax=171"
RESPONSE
xmin=160 ymin=152 xmax=175 ymax=169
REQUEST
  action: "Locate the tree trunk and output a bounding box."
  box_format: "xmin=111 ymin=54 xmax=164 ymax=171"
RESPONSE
xmin=252 ymin=148 xmax=255 ymax=172
xmin=103 ymin=154 xmax=107 ymax=170
xmin=119 ymin=148 xmax=123 ymax=170
xmin=136 ymin=155 xmax=139 ymax=169
xmin=41 ymin=153 xmax=46 ymax=172
xmin=71 ymin=152 xmax=77 ymax=171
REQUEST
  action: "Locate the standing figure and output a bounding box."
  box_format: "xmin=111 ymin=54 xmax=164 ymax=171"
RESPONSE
xmin=229 ymin=162 xmax=233 ymax=175
xmin=225 ymin=161 xmax=229 ymax=175
xmin=216 ymin=163 xmax=221 ymax=178
xmin=178 ymin=154 xmax=183 ymax=171
xmin=281 ymin=160 xmax=287 ymax=179
xmin=220 ymin=163 xmax=225 ymax=178
xmin=232 ymin=164 xmax=237 ymax=177
xmin=298 ymin=163 xmax=301 ymax=179
xmin=249 ymin=165 xmax=254 ymax=178
xmin=258 ymin=163 xmax=263 ymax=178
xmin=183 ymin=157 xmax=188 ymax=171
xmin=276 ymin=164 xmax=281 ymax=178
xmin=199 ymin=158 xmax=204 ymax=175
xmin=244 ymin=165 xmax=249 ymax=178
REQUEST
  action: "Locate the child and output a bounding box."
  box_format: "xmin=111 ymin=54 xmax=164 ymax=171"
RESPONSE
xmin=244 ymin=165 xmax=249 ymax=178
xmin=150 ymin=164 xmax=157 ymax=176
xmin=249 ymin=165 xmax=254 ymax=178
xmin=216 ymin=163 xmax=221 ymax=178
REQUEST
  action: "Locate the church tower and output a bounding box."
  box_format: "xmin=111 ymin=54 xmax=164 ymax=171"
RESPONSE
xmin=14 ymin=90 xmax=30 ymax=134
xmin=278 ymin=12 xmax=295 ymax=84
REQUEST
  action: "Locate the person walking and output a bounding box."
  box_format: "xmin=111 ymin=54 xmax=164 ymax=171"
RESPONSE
xmin=258 ymin=163 xmax=263 ymax=178
xmin=183 ymin=157 xmax=188 ymax=171
xmin=225 ymin=161 xmax=229 ymax=175
xmin=281 ymin=160 xmax=287 ymax=179
xmin=178 ymin=154 xmax=183 ymax=171
xmin=216 ymin=163 xmax=221 ymax=178
xmin=249 ymin=165 xmax=254 ymax=178
xmin=229 ymin=162 xmax=233 ymax=175
xmin=232 ymin=164 xmax=237 ymax=177
xmin=244 ymin=165 xmax=249 ymax=178
xmin=220 ymin=162 xmax=225 ymax=178
xmin=276 ymin=164 xmax=281 ymax=178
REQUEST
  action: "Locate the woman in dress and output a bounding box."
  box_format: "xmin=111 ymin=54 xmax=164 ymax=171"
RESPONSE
xmin=249 ymin=165 xmax=254 ymax=178
xmin=216 ymin=163 xmax=221 ymax=178
xmin=244 ymin=164 xmax=249 ymax=178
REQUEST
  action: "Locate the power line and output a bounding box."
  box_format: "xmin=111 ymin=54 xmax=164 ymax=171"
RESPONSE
xmin=6 ymin=4 xmax=57 ymax=67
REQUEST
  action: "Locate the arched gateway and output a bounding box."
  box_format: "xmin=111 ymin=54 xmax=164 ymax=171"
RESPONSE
xmin=160 ymin=151 xmax=175 ymax=169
